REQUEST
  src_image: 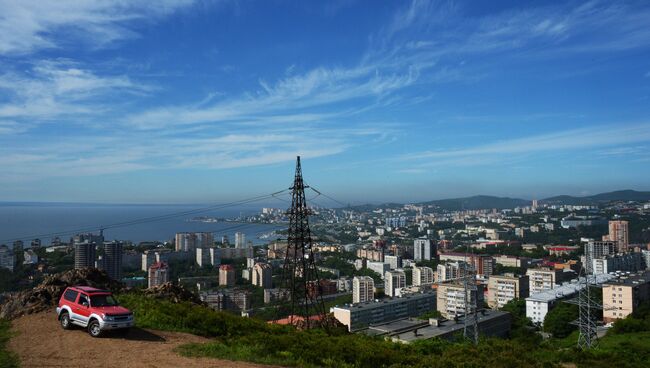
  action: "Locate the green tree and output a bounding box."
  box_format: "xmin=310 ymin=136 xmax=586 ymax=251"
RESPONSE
xmin=543 ymin=302 xmax=578 ymax=338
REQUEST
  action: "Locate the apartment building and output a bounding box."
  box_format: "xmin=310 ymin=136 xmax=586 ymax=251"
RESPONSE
xmin=436 ymin=283 xmax=484 ymax=319
xmin=602 ymin=270 xmax=650 ymax=323
xmin=353 ymin=276 xmax=374 ymax=304
xmin=413 ymin=266 xmax=435 ymax=286
xmin=487 ymin=274 xmax=529 ymax=309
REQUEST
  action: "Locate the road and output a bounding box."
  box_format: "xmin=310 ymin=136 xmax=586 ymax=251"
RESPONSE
xmin=8 ymin=312 xmax=275 ymax=368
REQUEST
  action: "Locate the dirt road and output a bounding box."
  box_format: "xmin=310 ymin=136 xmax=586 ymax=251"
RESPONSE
xmin=8 ymin=312 xmax=274 ymax=368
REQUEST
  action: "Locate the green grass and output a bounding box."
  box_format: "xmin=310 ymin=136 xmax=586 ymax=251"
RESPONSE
xmin=0 ymin=320 xmax=19 ymax=368
xmin=118 ymin=292 xmax=650 ymax=368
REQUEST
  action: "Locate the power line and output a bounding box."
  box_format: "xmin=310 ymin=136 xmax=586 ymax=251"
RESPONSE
xmin=307 ymin=186 xmax=347 ymax=208
xmin=0 ymin=189 xmax=290 ymax=244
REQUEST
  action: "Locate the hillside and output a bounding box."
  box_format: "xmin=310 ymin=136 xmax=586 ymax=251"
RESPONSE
xmin=6 ymin=312 xmax=269 ymax=368
xmin=542 ymin=190 xmax=650 ymax=205
xmin=421 ymin=195 xmax=531 ymax=210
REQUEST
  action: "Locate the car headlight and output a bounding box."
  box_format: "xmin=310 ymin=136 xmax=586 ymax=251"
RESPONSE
xmin=104 ymin=315 xmax=114 ymax=321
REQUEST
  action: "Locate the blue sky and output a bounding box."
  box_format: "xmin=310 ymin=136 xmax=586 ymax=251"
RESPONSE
xmin=0 ymin=0 xmax=649 ymax=204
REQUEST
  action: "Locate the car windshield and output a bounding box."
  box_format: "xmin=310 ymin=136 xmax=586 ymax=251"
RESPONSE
xmin=90 ymin=294 xmax=119 ymax=307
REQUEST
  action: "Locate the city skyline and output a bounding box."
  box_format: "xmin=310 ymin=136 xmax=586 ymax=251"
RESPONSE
xmin=1 ymin=0 xmax=650 ymax=203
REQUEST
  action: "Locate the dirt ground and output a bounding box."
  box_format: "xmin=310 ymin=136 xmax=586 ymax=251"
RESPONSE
xmin=8 ymin=312 xmax=275 ymax=368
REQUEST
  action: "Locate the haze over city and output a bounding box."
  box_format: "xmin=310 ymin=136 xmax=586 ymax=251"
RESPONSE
xmin=1 ymin=0 xmax=650 ymax=203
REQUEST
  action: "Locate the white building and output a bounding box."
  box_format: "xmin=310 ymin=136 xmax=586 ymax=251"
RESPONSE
xmin=526 ymin=268 xmax=563 ymax=295
xmin=235 ymin=232 xmax=246 ymax=248
xmin=352 ymin=276 xmax=374 ymax=304
xmin=413 ymin=266 xmax=435 ymax=286
xmin=252 ymin=263 xmax=272 ymax=289
xmin=437 ymin=283 xmax=484 ymax=319
xmin=367 ymin=261 xmax=390 ymax=278
xmin=525 ymin=274 xmax=614 ymax=325
xmin=436 ymin=262 xmax=467 ymax=283
xmin=384 ymin=255 xmax=402 ymax=270
xmin=175 ymin=232 xmax=213 ymax=252
xmin=385 ymin=270 xmax=406 ymax=297
xmin=23 ymin=249 xmax=39 ymax=265
xmin=196 ymin=247 xmax=220 ymax=267
xmin=414 ymin=238 xmax=436 ymax=261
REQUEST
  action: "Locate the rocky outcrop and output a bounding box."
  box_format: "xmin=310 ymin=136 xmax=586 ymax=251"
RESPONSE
xmin=140 ymin=282 xmax=204 ymax=305
xmin=0 ymin=268 xmax=121 ymax=320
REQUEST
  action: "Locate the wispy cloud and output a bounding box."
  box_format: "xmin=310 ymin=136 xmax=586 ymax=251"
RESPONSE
xmin=0 ymin=60 xmax=149 ymax=126
xmin=0 ymin=0 xmax=196 ymax=55
xmin=399 ymin=123 xmax=650 ymax=169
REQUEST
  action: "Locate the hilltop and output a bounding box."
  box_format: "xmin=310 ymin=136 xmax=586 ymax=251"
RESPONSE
xmin=346 ymin=189 xmax=650 ymax=211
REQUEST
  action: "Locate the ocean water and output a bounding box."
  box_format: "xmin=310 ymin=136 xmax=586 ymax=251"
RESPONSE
xmin=0 ymin=204 xmax=283 ymax=247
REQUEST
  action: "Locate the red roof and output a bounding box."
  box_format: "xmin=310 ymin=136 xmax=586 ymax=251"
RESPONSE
xmin=150 ymin=261 xmax=168 ymax=270
xmin=219 ymin=264 xmax=235 ymax=271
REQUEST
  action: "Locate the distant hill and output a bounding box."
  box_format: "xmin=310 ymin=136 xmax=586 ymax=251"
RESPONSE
xmin=542 ymin=190 xmax=650 ymax=205
xmin=420 ymin=195 xmax=530 ymax=211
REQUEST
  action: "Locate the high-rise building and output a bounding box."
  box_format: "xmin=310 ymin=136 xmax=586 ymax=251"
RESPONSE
xmin=103 ymin=241 xmax=123 ymax=280
xmin=384 ymin=255 xmax=402 ymax=270
xmin=414 ymin=238 xmax=436 ymax=261
xmin=148 ymin=262 xmax=169 ymax=288
xmin=592 ymin=253 xmax=644 ymax=275
xmin=413 ymin=266 xmax=435 ymax=286
xmin=353 ymin=276 xmax=374 ymax=304
xmin=487 ymin=274 xmax=529 ymax=309
xmin=219 ymin=264 xmax=236 ymax=287
xmin=437 ymin=283 xmax=484 ymax=319
xmin=196 ymin=247 xmax=220 ymax=267
xmin=74 ymin=241 xmax=96 ymax=269
xmin=607 ymin=220 xmax=629 ymax=253
xmin=12 ymin=240 xmax=24 ymax=253
xmin=235 ymin=232 xmax=246 ymax=248
xmin=221 ymin=235 xmax=229 ymax=246
xmin=385 ymin=270 xmax=406 ymax=297
xmin=0 ymin=245 xmax=15 ymax=271
xmin=526 ymin=268 xmax=565 ymax=295
xmin=142 ymin=251 xmax=156 ymax=272
xmin=252 ymin=262 xmax=272 ymax=289
xmin=436 ymin=262 xmax=468 ymax=283
xmin=585 ymin=241 xmax=617 ymax=260
xmin=175 ymin=232 xmax=213 ymax=252
xmin=30 ymin=239 xmax=42 ymax=249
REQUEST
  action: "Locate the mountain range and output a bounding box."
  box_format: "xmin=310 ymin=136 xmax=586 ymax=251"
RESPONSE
xmin=349 ymin=190 xmax=650 ymax=211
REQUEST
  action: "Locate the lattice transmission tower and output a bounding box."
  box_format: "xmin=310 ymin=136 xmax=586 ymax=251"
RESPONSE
xmin=573 ymin=246 xmax=602 ymax=349
xmin=462 ymin=260 xmax=479 ymax=344
xmin=278 ymin=156 xmax=327 ymax=328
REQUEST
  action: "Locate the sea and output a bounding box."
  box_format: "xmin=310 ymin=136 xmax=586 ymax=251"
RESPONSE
xmin=0 ymin=203 xmax=284 ymax=248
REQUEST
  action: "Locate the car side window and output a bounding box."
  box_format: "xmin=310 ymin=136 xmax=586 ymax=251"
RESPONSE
xmin=78 ymin=294 xmax=89 ymax=307
xmin=63 ymin=289 xmax=78 ymax=303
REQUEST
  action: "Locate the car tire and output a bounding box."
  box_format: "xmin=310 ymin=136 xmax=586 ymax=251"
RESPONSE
xmin=59 ymin=312 xmax=72 ymax=330
xmin=88 ymin=320 xmax=102 ymax=338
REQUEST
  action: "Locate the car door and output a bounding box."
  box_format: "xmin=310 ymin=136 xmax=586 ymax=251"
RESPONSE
xmin=74 ymin=293 xmax=92 ymax=325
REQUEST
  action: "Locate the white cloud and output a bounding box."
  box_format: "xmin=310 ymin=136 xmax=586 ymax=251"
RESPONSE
xmin=400 ymin=123 xmax=650 ymax=167
xmin=0 ymin=60 xmax=149 ymax=125
xmin=0 ymin=0 xmax=196 ymax=55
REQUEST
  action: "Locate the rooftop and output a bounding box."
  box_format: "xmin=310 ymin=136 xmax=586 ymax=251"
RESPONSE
xmin=72 ymin=286 xmax=109 ymax=294
xmin=526 ymin=274 xmax=615 ymax=303
xmin=603 ymin=270 xmax=650 ymax=287
xmin=364 ymin=310 xmax=511 ymax=342
xmin=332 ymin=291 xmax=437 ymax=312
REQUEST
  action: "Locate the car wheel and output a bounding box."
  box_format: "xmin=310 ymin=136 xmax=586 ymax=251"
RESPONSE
xmin=88 ymin=320 xmax=102 ymax=338
xmin=59 ymin=312 xmax=72 ymax=330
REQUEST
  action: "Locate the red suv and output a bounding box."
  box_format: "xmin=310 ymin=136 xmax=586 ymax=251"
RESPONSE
xmin=56 ymin=286 xmax=134 ymax=337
